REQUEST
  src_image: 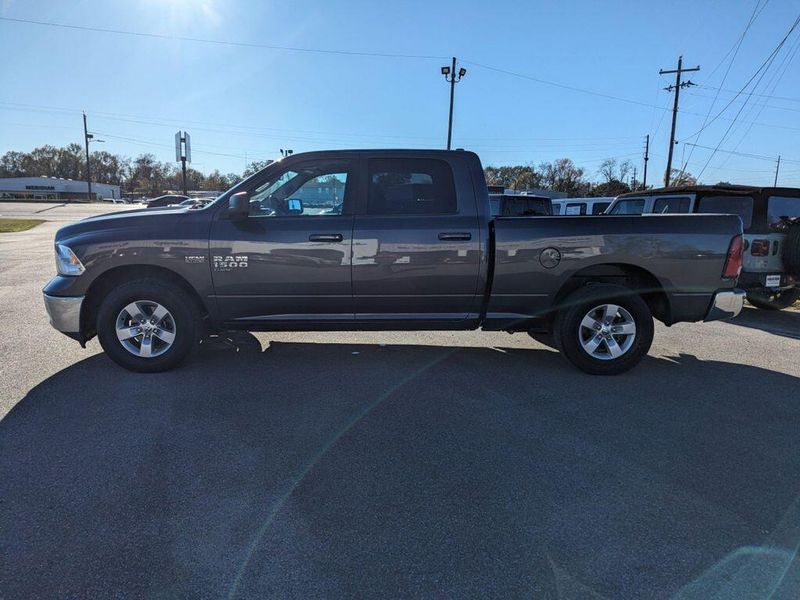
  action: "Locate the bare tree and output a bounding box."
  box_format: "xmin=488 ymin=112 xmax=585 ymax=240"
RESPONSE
xmin=598 ymin=158 xmax=618 ymax=183
xmin=539 ymin=158 xmax=586 ymax=195
xmin=599 ymin=158 xmax=633 ymax=184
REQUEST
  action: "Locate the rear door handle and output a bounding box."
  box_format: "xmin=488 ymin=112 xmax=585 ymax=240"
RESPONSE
xmin=438 ymin=232 xmax=472 ymax=241
xmin=309 ymin=233 xmax=344 ymax=242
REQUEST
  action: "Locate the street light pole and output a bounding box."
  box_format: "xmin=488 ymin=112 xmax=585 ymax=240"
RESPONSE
xmin=83 ymin=112 xmax=92 ymax=201
xmin=441 ymin=57 xmax=466 ymax=150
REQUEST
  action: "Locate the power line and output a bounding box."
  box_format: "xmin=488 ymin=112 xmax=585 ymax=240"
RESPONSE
xmin=698 ymin=84 xmax=800 ymax=103
xmin=697 ymin=20 xmax=800 ymax=181
xmin=0 ymin=101 xmax=644 ymax=144
xmin=0 ymin=16 xmax=702 ymax=115
xmin=0 ymin=16 xmax=448 ymax=60
xmin=682 ymin=142 xmax=800 ymax=164
xmin=1 ymin=17 xmax=798 ymax=136
xmin=460 ymin=60 xmax=662 ymax=110
xmin=93 ymin=131 xmax=250 ymax=160
xmin=696 ymin=14 xmax=800 ymax=179
xmin=719 ymin=31 xmax=800 ymax=166
xmin=701 ymin=0 xmax=770 ymax=82
xmin=681 ymin=0 xmax=764 ymax=179
xmin=683 ymin=13 xmax=800 ymax=142
xmin=685 ymin=91 xmax=800 ymax=113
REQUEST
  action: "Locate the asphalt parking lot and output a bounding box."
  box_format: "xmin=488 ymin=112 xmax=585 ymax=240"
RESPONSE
xmin=1 ymin=203 xmax=799 ymax=599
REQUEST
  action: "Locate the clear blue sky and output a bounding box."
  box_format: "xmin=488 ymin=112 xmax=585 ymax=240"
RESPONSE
xmin=1 ymin=0 xmax=799 ymax=186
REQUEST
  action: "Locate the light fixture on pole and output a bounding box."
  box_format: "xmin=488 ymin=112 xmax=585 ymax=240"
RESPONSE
xmin=441 ymin=57 xmax=466 ymax=150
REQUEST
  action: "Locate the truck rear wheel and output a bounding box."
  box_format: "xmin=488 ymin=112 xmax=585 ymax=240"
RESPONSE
xmin=553 ymin=284 xmax=654 ymax=375
xmin=746 ymin=288 xmax=800 ymax=311
xmin=96 ymin=279 xmax=198 ymax=372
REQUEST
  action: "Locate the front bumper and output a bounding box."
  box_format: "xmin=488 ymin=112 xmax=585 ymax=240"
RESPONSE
xmin=704 ymin=289 xmax=745 ymax=322
xmin=43 ymin=293 xmax=84 ymax=333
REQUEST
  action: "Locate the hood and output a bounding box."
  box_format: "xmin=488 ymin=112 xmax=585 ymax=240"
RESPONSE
xmin=81 ymin=205 xmax=189 ymax=222
xmin=55 ymin=205 xmax=194 ymax=243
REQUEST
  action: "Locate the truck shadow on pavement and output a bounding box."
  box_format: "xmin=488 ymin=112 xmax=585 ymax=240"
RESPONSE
xmin=727 ymin=306 xmax=800 ymax=340
xmin=2 ymin=337 xmax=800 ymax=599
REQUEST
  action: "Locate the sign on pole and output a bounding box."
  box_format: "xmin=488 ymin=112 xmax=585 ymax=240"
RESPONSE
xmin=175 ymin=131 xmax=191 ymax=163
xmin=175 ymin=131 xmax=182 ymax=162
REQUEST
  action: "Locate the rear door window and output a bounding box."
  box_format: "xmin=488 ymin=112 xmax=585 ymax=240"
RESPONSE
xmin=610 ymin=198 xmax=645 ymax=215
xmin=653 ymin=196 xmax=691 ymax=213
xmin=767 ymin=196 xmax=800 ymax=230
xmin=697 ymin=195 xmax=754 ymax=229
xmin=367 ymin=158 xmax=457 ymax=215
xmin=591 ymin=202 xmax=610 ymax=215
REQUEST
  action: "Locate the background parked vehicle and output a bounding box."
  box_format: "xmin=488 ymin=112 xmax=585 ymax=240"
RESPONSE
xmin=552 ymin=197 xmax=615 ymax=216
xmin=608 ymin=185 xmax=800 ymax=310
xmin=145 ymin=194 xmax=190 ymax=208
xmin=487 ymin=190 xmax=553 ymax=216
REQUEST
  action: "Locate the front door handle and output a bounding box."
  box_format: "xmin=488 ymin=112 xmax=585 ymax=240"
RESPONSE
xmin=438 ymin=232 xmax=472 ymax=241
xmin=309 ymin=233 xmax=344 ymax=242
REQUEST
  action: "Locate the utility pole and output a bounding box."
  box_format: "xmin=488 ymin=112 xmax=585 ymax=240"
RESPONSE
xmin=83 ymin=112 xmax=92 ymax=201
xmin=659 ymin=56 xmax=699 ymax=187
xmin=632 ymin=166 xmax=637 ymax=190
xmin=642 ymin=134 xmax=649 ymax=189
xmin=175 ymin=131 xmax=191 ymax=195
xmin=774 ymin=155 xmax=781 ymax=187
xmin=441 ymin=57 xmax=466 ymax=150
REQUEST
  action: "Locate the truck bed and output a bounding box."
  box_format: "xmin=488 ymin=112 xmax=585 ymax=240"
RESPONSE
xmin=484 ymin=213 xmax=743 ymax=330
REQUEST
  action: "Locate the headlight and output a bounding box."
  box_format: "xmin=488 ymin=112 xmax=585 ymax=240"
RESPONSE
xmin=55 ymin=244 xmax=85 ymax=276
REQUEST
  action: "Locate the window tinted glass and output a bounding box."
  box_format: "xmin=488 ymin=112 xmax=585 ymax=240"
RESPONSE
xmin=653 ymin=196 xmax=691 ymax=213
xmin=767 ymin=196 xmax=800 ymax=229
xmin=368 ymin=158 xmax=456 ymax=215
xmin=249 ymin=160 xmax=349 ymax=217
xmin=610 ymin=199 xmax=645 ymax=215
xmin=565 ymin=203 xmax=586 ymax=215
xmin=697 ymin=195 xmax=753 ymax=229
xmin=591 ymin=202 xmax=610 ymax=215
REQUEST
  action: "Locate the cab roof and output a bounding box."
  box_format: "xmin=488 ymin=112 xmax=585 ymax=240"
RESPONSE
xmin=618 ymin=184 xmax=800 ymax=198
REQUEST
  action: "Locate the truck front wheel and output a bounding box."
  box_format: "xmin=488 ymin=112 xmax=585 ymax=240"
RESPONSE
xmin=96 ymin=279 xmax=198 ymax=372
xmin=553 ymin=284 xmax=654 ymax=375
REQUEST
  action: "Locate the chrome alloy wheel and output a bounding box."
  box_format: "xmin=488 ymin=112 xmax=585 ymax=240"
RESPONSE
xmin=578 ymin=304 xmax=636 ymax=360
xmin=115 ymin=300 xmax=177 ymax=358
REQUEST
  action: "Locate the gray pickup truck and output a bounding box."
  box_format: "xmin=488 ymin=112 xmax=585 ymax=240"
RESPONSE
xmin=43 ymin=150 xmax=745 ymax=375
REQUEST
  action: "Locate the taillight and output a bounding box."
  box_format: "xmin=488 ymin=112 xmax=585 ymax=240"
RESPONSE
xmin=723 ymin=234 xmax=743 ymax=279
xmin=751 ymin=239 xmax=770 ymax=256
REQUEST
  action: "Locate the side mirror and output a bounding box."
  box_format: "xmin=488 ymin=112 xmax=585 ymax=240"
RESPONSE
xmin=228 ymin=191 xmax=249 ymax=220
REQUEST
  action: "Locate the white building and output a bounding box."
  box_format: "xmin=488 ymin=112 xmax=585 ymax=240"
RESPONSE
xmin=0 ymin=177 xmax=121 ymax=201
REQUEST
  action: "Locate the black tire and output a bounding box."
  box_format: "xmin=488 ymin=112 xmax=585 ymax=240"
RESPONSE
xmin=746 ymin=288 xmax=800 ymax=311
xmin=96 ymin=279 xmax=198 ymax=372
xmin=553 ymin=284 xmax=654 ymax=376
